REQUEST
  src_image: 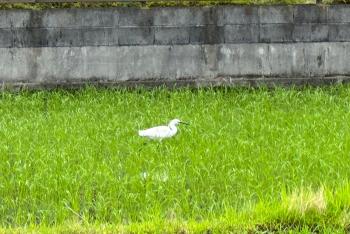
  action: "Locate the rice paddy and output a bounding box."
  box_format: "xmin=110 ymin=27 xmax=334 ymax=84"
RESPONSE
xmin=1 ymin=86 xmax=350 ymax=233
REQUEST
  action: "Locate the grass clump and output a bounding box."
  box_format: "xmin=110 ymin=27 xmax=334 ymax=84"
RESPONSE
xmin=0 ymin=86 xmax=350 ymax=232
xmin=283 ymin=187 xmax=327 ymax=215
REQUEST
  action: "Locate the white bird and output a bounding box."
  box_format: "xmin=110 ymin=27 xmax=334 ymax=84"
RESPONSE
xmin=138 ymin=119 xmax=188 ymax=140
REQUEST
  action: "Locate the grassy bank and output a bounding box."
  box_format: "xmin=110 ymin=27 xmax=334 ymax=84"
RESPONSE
xmin=1 ymin=86 xmax=350 ymax=232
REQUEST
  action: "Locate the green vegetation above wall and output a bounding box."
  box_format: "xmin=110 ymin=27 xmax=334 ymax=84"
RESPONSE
xmin=0 ymin=0 xmax=348 ymax=10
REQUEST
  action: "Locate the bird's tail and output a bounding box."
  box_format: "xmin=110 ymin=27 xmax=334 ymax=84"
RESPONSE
xmin=138 ymin=130 xmax=146 ymax=136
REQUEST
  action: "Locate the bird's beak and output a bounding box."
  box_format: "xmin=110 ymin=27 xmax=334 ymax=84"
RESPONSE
xmin=180 ymin=121 xmax=189 ymax=125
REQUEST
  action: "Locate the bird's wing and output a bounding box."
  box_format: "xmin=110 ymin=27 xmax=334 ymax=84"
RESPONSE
xmin=139 ymin=126 xmax=170 ymax=138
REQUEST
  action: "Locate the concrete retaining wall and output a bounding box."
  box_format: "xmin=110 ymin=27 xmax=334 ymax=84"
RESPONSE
xmin=0 ymin=5 xmax=350 ymax=88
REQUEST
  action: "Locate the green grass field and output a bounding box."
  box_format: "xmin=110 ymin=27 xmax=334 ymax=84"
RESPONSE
xmin=1 ymin=86 xmax=350 ymax=233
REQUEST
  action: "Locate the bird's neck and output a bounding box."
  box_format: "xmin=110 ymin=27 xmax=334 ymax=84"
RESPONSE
xmin=168 ymin=124 xmax=177 ymax=131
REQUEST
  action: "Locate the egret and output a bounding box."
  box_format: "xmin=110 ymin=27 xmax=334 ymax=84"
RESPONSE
xmin=138 ymin=119 xmax=188 ymax=140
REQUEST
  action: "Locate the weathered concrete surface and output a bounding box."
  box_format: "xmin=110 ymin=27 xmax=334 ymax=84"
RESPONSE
xmin=0 ymin=43 xmax=349 ymax=87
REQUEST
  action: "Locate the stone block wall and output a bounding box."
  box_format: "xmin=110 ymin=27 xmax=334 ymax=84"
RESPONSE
xmin=0 ymin=5 xmax=349 ymax=88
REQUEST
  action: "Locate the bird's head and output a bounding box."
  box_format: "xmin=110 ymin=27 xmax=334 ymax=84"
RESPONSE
xmin=169 ymin=119 xmax=189 ymax=126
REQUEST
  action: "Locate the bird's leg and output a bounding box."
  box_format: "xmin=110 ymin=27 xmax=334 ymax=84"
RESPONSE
xmin=138 ymin=141 xmax=148 ymax=153
xmin=156 ymin=139 xmax=162 ymax=150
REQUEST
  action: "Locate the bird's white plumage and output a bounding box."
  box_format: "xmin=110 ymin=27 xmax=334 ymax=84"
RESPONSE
xmin=138 ymin=126 xmax=177 ymax=139
xmin=138 ymin=119 xmax=185 ymax=140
